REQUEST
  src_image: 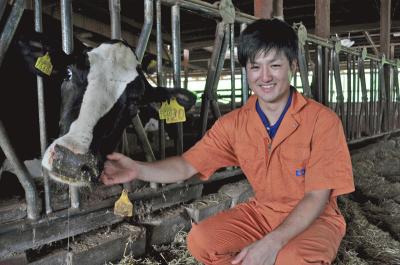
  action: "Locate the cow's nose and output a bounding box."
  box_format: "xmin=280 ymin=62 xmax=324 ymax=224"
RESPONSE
xmin=51 ymin=144 xmax=99 ymax=185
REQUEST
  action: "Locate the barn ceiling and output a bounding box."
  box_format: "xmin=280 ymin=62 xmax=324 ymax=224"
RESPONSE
xmin=36 ymin=0 xmax=400 ymax=74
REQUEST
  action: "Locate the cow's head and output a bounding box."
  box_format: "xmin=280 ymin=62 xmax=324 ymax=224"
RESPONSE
xmin=41 ymin=40 xmax=196 ymax=186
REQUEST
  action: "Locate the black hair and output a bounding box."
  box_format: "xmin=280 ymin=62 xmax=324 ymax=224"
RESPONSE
xmin=237 ymin=18 xmax=298 ymax=67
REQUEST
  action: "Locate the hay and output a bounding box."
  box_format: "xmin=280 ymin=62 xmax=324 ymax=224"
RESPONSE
xmin=110 ymin=231 xmax=200 ymax=265
xmin=339 ymin=198 xmax=400 ymax=265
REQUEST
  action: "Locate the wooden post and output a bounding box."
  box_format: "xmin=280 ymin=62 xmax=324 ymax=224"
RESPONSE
xmin=315 ymin=0 xmax=330 ymax=39
xmin=314 ymin=0 xmax=330 ymax=105
xmin=380 ymin=0 xmax=391 ymax=131
xmin=273 ymin=0 xmax=283 ymax=19
xmin=254 ymin=0 xmax=273 ymax=19
xmin=380 ymin=0 xmax=391 ymax=58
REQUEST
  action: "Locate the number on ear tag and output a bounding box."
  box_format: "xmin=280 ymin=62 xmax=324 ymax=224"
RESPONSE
xmin=34 ymin=52 xmax=53 ymax=76
xmin=166 ymin=98 xmax=186 ymax=124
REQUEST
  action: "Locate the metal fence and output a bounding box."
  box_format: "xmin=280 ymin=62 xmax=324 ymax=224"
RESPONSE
xmin=0 ymin=0 xmax=399 ymax=220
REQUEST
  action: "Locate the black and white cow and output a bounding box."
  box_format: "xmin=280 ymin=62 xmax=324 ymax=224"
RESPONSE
xmin=41 ymin=40 xmax=196 ymax=187
xmin=1 ymin=6 xmax=196 ymax=189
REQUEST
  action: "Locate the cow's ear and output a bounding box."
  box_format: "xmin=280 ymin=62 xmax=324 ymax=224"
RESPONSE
xmin=168 ymin=88 xmax=197 ymax=111
xmin=151 ymin=87 xmax=197 ymax=111
xmin=16 ymin=31 xmax=82 ymax=79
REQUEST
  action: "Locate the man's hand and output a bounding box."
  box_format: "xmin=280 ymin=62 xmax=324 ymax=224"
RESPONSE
xmin=100 ymin=152 xmax=139 ymax=185
xmin=231 ymin=236 xmax=281 ymax=265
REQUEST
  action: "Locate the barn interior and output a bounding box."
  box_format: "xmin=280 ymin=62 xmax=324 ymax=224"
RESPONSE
xmin=0 ymin=0 xmax=400 ymax=264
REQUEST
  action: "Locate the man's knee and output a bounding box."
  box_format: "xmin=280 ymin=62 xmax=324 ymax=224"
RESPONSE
xmin=275 ymin=242 xmax=332 ymax=265
xmin=275 ymin=242 xmax=302 ymax=265
xmin=187 ymin=224 xmax=210 ymax=261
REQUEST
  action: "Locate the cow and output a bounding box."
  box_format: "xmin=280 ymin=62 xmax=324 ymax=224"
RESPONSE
xmin=41 ymin=40 xmax=196 ymax=187
xmin=0 ymin=7 xmax=196 ymax=190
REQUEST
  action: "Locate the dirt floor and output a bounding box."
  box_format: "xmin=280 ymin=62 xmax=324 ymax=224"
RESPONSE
xmin=111 ymin=137 xmax=400 ymax=265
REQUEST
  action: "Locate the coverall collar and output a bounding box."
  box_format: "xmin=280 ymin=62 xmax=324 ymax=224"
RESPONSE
xmin=244 ymin=87 xmax=308 ymax=148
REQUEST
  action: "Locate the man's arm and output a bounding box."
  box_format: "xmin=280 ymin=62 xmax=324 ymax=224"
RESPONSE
xmin=232 ymin=189 xmax=331 ymax=265
xmin=101 ymin=152 xmax=198 ymax=185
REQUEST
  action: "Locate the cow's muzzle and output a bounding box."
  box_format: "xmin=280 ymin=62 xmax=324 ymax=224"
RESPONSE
xmin=50 ymin=144 xmax=100 ymax=186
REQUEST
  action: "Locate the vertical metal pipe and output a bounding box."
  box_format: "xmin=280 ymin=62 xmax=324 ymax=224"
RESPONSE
xmin=0 ymin=0 xmax=25 ymax=68
xmin=35 ymin=0 xmax=52 ymax=214
xmin=230 ymin=23 xmax=236 ymax=110
xmin=171 ymin=4 xmax=183 ymax=155
xmin=136 ymin=0 xmax=153 ymax=62
xmin=240 ymin=23 xmax=248 ymax=104
xmin=369 ymin=60 xmax=375 ymax=134
xmin=316 ymin=45 xmax=323 ymax=103
xmin=346 ymin=54 xmax=352 ymax=138
xmin=109 ymin=0 xmax=122 ymax=40
xmin=60 ymin=0 xmax=73 ymax=54
xmin=109 ymin=0 xmax=131 ymax=191
xmin=156 ymin=0 xmax=166 ymax=160
xmin=0 ymin=121 xmax=40 ymax=220
xmin=60 ymin=0 xmax=79 ymax=208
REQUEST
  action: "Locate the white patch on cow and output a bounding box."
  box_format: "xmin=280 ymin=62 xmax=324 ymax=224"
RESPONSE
xmin=42 ymin=42 xmax=139 ymax=174
xmin=144 ymin=118 xmax=159 ymax=132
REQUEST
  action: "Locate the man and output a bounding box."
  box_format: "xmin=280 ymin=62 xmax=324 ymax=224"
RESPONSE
xmin=101 ymin=19 xmax=354 ymax=265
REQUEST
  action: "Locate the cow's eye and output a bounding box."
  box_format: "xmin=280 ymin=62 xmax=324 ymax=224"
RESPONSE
xmin=65 ymin=68 xmax=72 ymax=81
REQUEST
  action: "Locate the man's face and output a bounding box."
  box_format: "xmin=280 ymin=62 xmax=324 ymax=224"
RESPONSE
xmin=246 ymin=50 xmax=296 ymax=109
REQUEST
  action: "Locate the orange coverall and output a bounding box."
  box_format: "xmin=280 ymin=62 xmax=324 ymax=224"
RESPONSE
xmin=182 ymin=90 xmax=355 ymax=265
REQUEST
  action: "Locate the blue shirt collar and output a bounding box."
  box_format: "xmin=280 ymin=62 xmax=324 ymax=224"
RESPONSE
xmin=255 ymin=89 xmax=293 ymax=139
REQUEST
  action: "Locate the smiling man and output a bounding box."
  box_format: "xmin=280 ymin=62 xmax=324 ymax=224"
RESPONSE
xmin=101 ymin=19 xmax=354 ymax=265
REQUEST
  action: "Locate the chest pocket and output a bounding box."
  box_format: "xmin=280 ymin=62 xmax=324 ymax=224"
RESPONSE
xmin=278 ymin=145 xmax=310 ymax=178
xmin=235 ymin=143 xmax=265 ymax=178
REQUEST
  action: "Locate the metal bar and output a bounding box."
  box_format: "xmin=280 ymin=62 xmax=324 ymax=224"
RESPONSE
xmin=346 ymin=54 xmax=352 ymax=138
xmin=316 ymin=45 xmax=323 ymax=103
xmin=61 ymin=0 xmax=79 ymax=208
xmin=132 ymin=115 xmax=157 ymax=189
xmin=35 ymin=0 xmax=52 ymax=214
xmin=200 ymin=22 xmax=225 ymax=136
xmin=171 ymin=4 xmax=184 ymax=155
xmin=159 ymin=0 xmax=400 ymax=66
xmin=363 ymin=31 xmax=379 ymax=56
xmin=358 ymin=57 xmax=369 ymax=136
xmin=109 ymin=0 xmax=122 ymax=40
xmin=156 ymin=0 xmax=166 ymax=160
xmin=0 ymin=0 xmax=7 ymax=21
xmin=0 ymin=0 xmax=25 ymax=68
xmin=351 ymin=55 xmax=356 ymax=138
xmin=136 ymin=0 xmax=153 ymax=62
xmin=230 ymin=23 xmax=235 ymax=110
xmin=0 ymin=121 xmax=40 ymax=220
xmin=60 ymin=0 xmax=73 ymax=54
xmin=393 ymin=66 xmax=400 ymax=128
xmin=298 ymin=45 xmax=312 ymax=98
xmin=240 ymin=23 xmax=248 ymax=104
xmin=378 ymin=63 xmax=386 ymax=133
xmin=369 ymin=60 xmax=376 ymax=134
xmin=332 ymin=49 xmax=344 ymax=125
xmin=161 ymin=0 xmax=255 ymax=24
xmin=210 ymin=24 xmax=229 ymax=119
xmin=109 ymin=0 xmax=132 ymax=191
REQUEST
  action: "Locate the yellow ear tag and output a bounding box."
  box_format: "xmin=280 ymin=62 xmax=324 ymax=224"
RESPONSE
xmin=166 ymin=98 xmax=186 ymax=124
xmin=34 ymin=52 xmax=53 ymax=76
xmin=114 ymin=189 xmax=133 ymax=217
xmin=159 ymin=101 xmax=169 ymax=120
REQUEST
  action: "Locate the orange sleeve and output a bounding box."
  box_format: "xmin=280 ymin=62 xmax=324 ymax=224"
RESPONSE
xmin=305 ymin=109 xmax=355 ymax=197
xmin=182 ymin=116 xmax=239 ymax=181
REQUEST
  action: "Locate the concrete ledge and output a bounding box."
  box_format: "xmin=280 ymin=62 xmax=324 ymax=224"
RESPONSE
xmin=141 ymin=207 xmax=192 ymax=246
xmin=0 ymin=198 xmax=27 ymax=224
xmin=0 ymin=209 xmax=123 ymax=257
xmin=184 ymin=193 xmax=232 ymax=223
xmin=29 ymin=223 xmax=145 ymax=265
xmin=219 ymin=179 xmax=254 ymax=207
